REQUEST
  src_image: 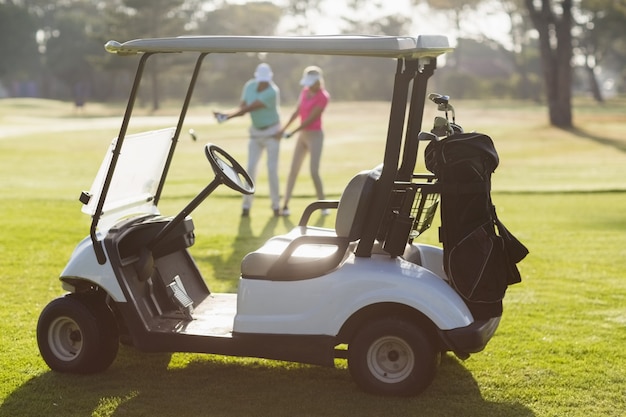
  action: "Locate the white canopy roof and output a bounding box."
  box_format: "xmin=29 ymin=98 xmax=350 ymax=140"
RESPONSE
xmin=105 ymin=35 xmax=452 ymax=59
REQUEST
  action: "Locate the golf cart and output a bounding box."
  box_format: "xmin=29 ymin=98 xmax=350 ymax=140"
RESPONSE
xmin=36 ymin=35 xmax=520 ymax=397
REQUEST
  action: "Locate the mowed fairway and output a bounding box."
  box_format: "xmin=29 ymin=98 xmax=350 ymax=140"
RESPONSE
xmin=0 ymin=98 xmax=625 ymax=417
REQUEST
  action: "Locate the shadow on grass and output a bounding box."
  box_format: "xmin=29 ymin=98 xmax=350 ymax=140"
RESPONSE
xmin=568 ymin=126 xmax=626 ymax=153
xmin=196 ymin=205 xmax=331 ymax=292
xmin=0 ymin=348 xmax=535 ymax=417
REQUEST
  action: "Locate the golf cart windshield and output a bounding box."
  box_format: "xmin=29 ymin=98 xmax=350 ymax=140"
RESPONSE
xmin=82 ymin=127 xmax=175 ymax=228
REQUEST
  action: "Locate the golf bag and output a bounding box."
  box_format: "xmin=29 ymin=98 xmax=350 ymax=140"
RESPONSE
xmin=425 ymin=132 xmax=528 ymax=319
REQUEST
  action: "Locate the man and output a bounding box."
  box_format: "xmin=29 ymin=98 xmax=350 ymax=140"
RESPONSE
xmin=214 ymin=63 xmax=282 ymax=217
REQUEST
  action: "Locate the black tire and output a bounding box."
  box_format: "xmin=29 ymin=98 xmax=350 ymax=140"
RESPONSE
xmin=348 ymin=317 xmax=439 ymax=396
xmin=36 ymin=294 xmax=119 ymax=374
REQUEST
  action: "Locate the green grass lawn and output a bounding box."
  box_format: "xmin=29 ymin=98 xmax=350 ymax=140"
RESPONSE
xmin=0 ymin=98 xmax=625 ymax=417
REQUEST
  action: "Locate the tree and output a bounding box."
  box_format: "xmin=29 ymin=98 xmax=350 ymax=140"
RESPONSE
xmin=99 ymin=0 xmax=194 ymax=110
xmin=45 ymin=13 xmax=101 ymax=104
xmin=0 ymin=2 xmax=40 ymax=95
xmin=192 ymin=2 xmax=284 ymax=102
xmin=196 ymin=1 xmax=282 ymax=36
xmin=411 ymin=0 xmax=484 ymax=69
xmin=332 ymin=3 xmax=412 ymax=100
xmin=413 ymin=0 xmax=484 ymax=33
xmin=495 ymin=0 xmax=543 ymax=101
xmin=283 ymin=0 xmax=324 ymax=34
xmin=576 ymin=0 xmax=626 ymax=101
xmin=524 ymin=0 xmax=574 ymax=128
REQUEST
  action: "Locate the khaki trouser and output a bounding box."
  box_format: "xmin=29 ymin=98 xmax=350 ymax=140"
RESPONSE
xmin=283 ymin=129 xmax=325 ymax=206
xmin=243 ymin=123 xmax=281 ymax=210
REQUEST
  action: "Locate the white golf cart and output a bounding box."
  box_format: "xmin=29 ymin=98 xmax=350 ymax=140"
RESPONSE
xmin=36 ymin=35 xmax=502 ymax=397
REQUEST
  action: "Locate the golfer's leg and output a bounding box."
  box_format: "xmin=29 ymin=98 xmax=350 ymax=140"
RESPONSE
xmin=308 ymin=130 xmax=325 ymax=200
xmin=283 ymin=135 xmax=308 ymax=207
xmin=266 ymin=137 xmax=281 ymax=211
xmin=243 ymin=138 xmax=262 ymax=210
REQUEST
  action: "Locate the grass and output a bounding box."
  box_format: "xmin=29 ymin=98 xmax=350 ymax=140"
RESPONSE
xmin=0 ymin=97 xmax=625 ymax=416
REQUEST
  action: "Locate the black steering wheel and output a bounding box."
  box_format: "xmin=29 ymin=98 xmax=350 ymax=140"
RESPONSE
xmin=204 ymin=143 xmax=255 ymax=195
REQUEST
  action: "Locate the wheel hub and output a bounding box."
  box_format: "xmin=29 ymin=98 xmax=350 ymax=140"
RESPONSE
xmin=69 ymin=329 xmax=82 ymax=343
xmin=368 ymin=336 xmax=415 ymax=383
xmin=49 ymin=316 xmax=83 ymax=361
xmin=387 ymin=350 xmax=400 ymax=362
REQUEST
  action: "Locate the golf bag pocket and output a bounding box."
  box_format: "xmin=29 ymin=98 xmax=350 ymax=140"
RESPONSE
xmin=446 ymin=221 xmax=508 ymax=303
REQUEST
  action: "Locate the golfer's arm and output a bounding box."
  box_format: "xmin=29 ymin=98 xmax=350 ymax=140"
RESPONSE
xmin=289 ymin=106 xmax=323 ymax=135
xmin=282 ymin=107 xmax=300 ymax=131
xmin=225 ymin=100 xmax=265 ymax=119
xmin=240 ymin=100 xmax=265 ymax=115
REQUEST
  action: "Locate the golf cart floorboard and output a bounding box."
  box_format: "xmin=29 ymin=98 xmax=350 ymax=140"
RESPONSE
xmin=137 ymin=292 xmax=336 ymax=367
xmin=148 ymin=293 xmax=237 ymax=337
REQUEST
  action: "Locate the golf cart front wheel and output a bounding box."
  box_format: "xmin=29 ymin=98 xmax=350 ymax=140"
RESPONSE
xmin=347 ymin=318 xmax=439 ymax=396
xmin=36 ymin=294 xmax=119 ymax=374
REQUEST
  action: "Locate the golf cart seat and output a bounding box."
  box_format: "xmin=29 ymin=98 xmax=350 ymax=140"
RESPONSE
xmin=241 ymin=170 xmax=378 ymax=281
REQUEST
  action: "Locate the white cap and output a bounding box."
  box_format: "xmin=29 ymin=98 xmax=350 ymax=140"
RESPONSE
xmin=299 ymin=65 xmax=323 ymax=87
xmin=300 ymin=73 xmax=321 ymax=87
xmin=254 ymin=63 xmax=273 ymax=82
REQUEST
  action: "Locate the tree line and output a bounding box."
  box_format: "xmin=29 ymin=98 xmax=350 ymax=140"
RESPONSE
xmin=1 ymin=0 xmax=624 ymax=127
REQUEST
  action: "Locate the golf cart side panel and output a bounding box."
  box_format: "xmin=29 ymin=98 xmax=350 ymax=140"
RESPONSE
xmin=60 ymin=236 xmax=126 ymax=302
xmin=403 ymin=243 xmax=448 ymax=282
xmin=234 ymin=254 xmax=474 ymax=336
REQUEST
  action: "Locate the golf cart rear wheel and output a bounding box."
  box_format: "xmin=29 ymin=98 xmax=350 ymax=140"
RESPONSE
xmin=37 ymin=293 xmax=119 ymax=374
xmin=348 ymin=318 xmax=438 ymax=396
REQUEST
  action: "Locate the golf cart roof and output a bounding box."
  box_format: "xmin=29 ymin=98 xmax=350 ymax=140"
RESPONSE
xmin=104 ymin=35 xmax=452 ymax=59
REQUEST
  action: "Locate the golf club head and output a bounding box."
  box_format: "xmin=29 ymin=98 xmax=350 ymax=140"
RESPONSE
xmin=429 ymin=93 xmax=453 ymax=112
xmin=429 ymin=93 xmax=449 ymax=105
xmin=418 ymin=131 xmax=439 ymax=142
xmin=450 ymin=122 xmax=464 ymax=134
xmin=431 ymin=116 xmax=452 ymax=137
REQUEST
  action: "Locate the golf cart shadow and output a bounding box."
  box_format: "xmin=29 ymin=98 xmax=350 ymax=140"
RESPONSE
xmin=0 ymin=349 xmax=535 ymax=417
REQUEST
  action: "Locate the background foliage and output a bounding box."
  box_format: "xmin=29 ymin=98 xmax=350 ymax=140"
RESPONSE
xmin=1 ymin=0 xmax=625 ymax=110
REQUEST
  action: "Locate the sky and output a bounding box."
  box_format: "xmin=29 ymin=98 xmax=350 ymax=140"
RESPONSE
xmin=263 ymin=0 xmax=511 ymax=46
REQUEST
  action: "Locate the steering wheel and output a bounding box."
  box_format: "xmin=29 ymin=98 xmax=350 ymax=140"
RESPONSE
xmin=204 ymin=144 xmax=255 ymax=195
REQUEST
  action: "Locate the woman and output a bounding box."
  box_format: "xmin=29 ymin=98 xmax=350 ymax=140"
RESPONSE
xmin=279 ymin=66 xmax=330 ymax=216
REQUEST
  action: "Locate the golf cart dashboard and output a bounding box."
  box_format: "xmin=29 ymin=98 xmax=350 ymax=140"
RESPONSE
xmin=108 ymin=215 xmax=195 ymax=266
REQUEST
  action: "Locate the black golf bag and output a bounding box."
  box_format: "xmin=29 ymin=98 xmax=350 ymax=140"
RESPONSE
xmin=425 ymin=132 xmax=528 ymax=319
